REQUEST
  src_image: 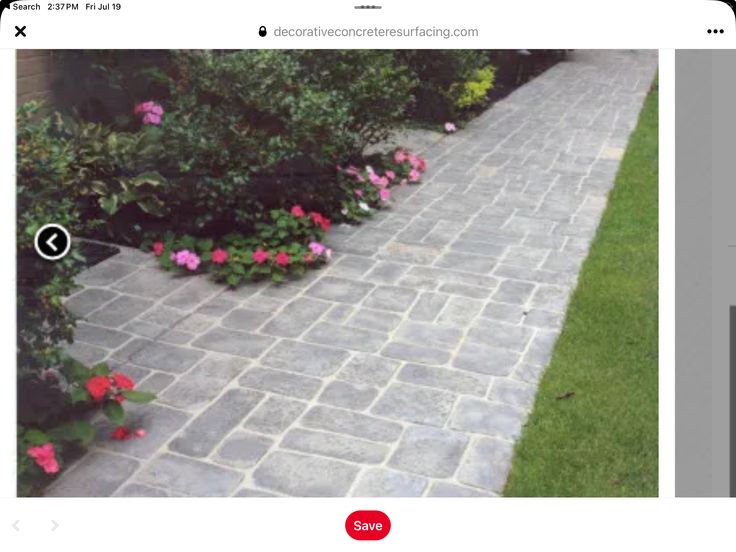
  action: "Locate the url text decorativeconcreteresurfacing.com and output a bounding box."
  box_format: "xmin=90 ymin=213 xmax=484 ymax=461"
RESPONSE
xmin=273 ymin=26 xmax=479 ymax=39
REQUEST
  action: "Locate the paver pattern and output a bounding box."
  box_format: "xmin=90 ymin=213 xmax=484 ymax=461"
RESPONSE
xmin=48 ymin=50 xmax=657 ymax=497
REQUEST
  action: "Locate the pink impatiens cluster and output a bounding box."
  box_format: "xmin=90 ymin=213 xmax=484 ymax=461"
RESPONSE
xmin=170 ymin=249 xmax=201 ymax=271
xmin=309 ymin=241 xmax=332 ymax=259
xmin=339 ymin=149 xmax=427 ymax=211
xmin=394 ymin=149 xmax=426 ymax=183
xmin=133 ymin=101 xmax=164 ymax=126
xmin=27 ymin=443 xmax=60 ymax=475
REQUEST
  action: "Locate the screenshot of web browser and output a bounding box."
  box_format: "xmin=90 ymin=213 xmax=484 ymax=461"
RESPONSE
xmin=0 ymin=0 xmax=735 ymax=549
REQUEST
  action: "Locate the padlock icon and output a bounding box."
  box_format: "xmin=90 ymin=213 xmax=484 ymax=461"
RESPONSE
xmin=258 ymin=26 xmax=267 ymax=37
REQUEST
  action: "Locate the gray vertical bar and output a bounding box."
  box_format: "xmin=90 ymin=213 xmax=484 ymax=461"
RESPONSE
xmin=677 ymin=50 xmax=736 ymax=496
xmin=675 ymin=51 xmax=715 ymax=496
xmin=732 ymin=306 xmax=736 ymax=497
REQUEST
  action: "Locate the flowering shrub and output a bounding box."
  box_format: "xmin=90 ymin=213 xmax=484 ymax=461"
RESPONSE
xmin=119 ymin=50 xmax=418 ymax=236
xmin=150 ymin=206 xmax=333 ymax=286
xmin=17 ymin=359 xmax=155 ymax=495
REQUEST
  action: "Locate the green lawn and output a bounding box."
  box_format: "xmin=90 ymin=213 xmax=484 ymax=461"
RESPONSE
xmin=503 ymin=80 xmax=658 ymax=497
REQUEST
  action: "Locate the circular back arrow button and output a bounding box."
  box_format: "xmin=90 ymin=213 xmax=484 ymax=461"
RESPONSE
xmin=34 ymin=224 xmax=71 ymax=261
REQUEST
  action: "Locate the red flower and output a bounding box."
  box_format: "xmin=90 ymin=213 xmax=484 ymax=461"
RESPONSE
xmin=111 ymin=426 xmax=146 ymax=440
xmin=252 ymin=249 xmax=270 ymax=264
xmin=27 ymin=443 xmax=60 ymax=474
xmin=290 ymin=205 xmax=305 ymax=218
xmin=304 ymin=253 xmax=315 ymax=263
xmin=112 ymin=373 xmax=135 ymax=390
xmin=275 ymin=251 xmax=291 ymax=267
xmin=86 ymin=375 xmax=111 ymax=402
xmin=309 ymin=212 xmax=331 ymax=232
xmin=111 ymin=426 xmax=132 ymax=441
xmin=152 ymin=241 xmax=165 ymax=257
xmin=211 ymin=248 xmax=229 ymax=264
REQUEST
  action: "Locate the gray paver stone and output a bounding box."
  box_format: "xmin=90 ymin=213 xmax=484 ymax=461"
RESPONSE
xmin=388 ymin=425 xmax=468 ymax=478
xmin=253 ymin=451 xmax=359 ymax=497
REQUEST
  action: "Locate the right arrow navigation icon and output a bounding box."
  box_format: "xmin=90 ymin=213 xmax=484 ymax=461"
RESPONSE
xmin=34 ymin=224 xmax=71 ymax=261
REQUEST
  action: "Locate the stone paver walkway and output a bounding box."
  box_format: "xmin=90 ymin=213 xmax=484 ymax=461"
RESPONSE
xmin=48 ymin=50 xmax=657 ymax=497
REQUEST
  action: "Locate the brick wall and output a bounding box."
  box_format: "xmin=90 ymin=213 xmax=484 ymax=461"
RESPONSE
xmin=16 ymin=50 xmax=59 ymax=106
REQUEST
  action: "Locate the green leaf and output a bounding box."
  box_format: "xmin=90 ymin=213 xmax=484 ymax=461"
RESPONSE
xmin=70 ymin=387 xmax=89 ymax=404
xmin=99 ymin=195 xmax=119 ymax=215
xmin=197 ymin=239 xmax=214 ymax=251
xmin=64 ymin=357 xmax=91 ymax=381
xmin=47 ymin=421 xmax=96 ymax=446
xmin=137 ymin=197 xmax=167 ymax=217
xmin=103 ymin=401 xmax=126 ymax=425
xmin=91 ymin=363 xmax=110 ymax=377
xmin=131 ymin=171 xmax=166 ymax=188
xmin=226 ymin=274 xmax=241 ymax=287
xmin=120 ymin=390 xmax=156 ymax=404
xmin=23 ymin=429 xmax=49 ymax=446
xmin=90 ymin=180 xmax=108 ymax=195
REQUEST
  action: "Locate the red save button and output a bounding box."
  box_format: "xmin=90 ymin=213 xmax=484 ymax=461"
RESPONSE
xmin=345 ymin=510 xmax=391 ymax=541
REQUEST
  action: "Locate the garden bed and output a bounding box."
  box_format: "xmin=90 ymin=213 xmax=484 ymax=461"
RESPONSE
xmin=17 ymin=49 xmax=569 ymax=496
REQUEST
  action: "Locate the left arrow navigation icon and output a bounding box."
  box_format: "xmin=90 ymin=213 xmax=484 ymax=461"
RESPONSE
xmin=34 ymin=224 xmax=71 ymax=261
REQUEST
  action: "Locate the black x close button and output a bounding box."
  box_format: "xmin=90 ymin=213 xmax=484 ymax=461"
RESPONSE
xmin=15 ymin=25 xmax=26 ymax=37
xmin=34 ymin=224 xmax=71 ymax=261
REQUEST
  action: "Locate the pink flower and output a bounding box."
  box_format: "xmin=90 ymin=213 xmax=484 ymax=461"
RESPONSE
xmin=309 ymin=242 xmax=326 ymax=256
xmin=173 ymin=249 xmax=192 ymax=266
xmin=27 ymin=443 xmax=60 ymax=474
xmin=134 ymin=101 xmax=164 ymax=115
xmin=325 ymin=248 xmax=333 ymax=260
xmin=134 ymin=429 xmax=147 ymax=438
xmin=252 ymin=249 xmax=270 ymax=264
xmin=408 ymin=169 xmax=421 ymax=182
xmin=290 ymin=205 xmax=305 ymax=218
xmin=408 ymin=154 xmax=426 ymax=172
xmin=304 ymin=253 xmax=315 ymax=263
xmin=399 ymin=178 xmax=408 ymax=186
xmin=211 ymin=248 xmax=229 ymax=264
xmin=385 ymin=170 xmax=396 ymax=181
xmin=184 ymin=252 xmax=201 ymax=271
xmin=379 ymin=188 xmax=391 ymax=202
xmin=142 ymin=113 xmax=162 ymax=126
xmin=354 ymin=189 xmax=364 ymax=197
xmin=152 ymin=241 xmax=165 ymax=257
xmin=134 ymin=101 xmax=155 ymax=114
xmin=135 ymin=101 xmax=164 ymax=125
xmin=444 ymin=122 xmax=457 ymax=133
xmin=275 ymin=252 xmax=290 ymax=267
xmin=394 ymin=149 xmax=409 ymax=163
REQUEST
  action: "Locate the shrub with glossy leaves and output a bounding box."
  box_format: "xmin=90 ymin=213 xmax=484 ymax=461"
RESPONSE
xmin=397 ymin=50 xmax=494 ymax=123
xmin=145 ymin=50 xmax=416 ymax=235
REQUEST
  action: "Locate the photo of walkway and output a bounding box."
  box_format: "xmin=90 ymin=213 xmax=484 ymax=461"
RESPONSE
xmin=46 ymin=50 xmax=658 ymax=497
